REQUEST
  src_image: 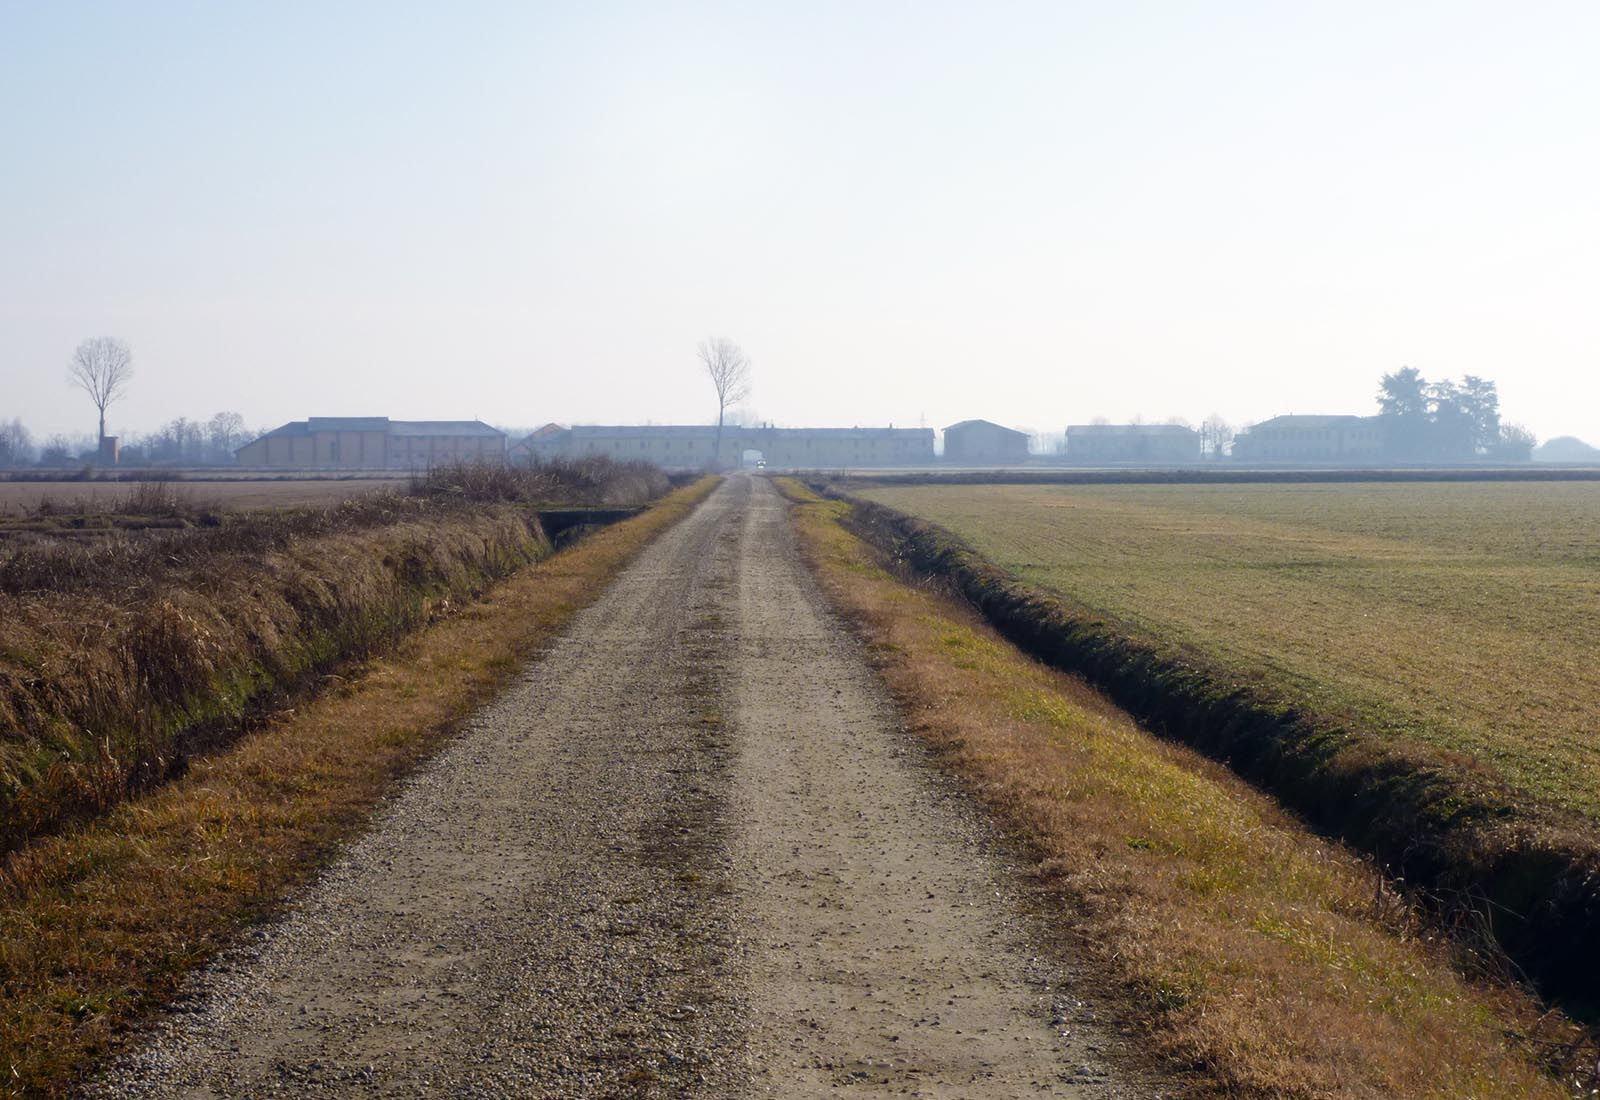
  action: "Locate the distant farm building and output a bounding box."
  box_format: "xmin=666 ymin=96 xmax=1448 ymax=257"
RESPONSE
xmin=515 ymin=425 xmax=935 ymax=469
xmin=1533 ymin=436 xmax=1600 ymax=463
xmin=942 ymin=420 xmax=1029 ymax=465
xmin=1066 ymin=424 xmax=1200 ymax=463
xmin=236 ymin=418 xmax=506 ymax=468
xmin=1232 ymin=415 xmax=1383 ymax=463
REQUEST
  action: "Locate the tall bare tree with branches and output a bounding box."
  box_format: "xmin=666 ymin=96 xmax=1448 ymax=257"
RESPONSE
xmin=68 ymin=336 xmax=134 ymax=445
xmin=699 ymin=336 xmax=750 ymax=470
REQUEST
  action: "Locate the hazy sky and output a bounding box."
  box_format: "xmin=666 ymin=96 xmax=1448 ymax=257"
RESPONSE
xmin=4 ymin=1 xmax=1597 ymax=445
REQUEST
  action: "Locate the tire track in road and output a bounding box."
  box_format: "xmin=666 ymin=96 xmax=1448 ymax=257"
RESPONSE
xmin=98 ymin=476 xmax=1141 ymax=1098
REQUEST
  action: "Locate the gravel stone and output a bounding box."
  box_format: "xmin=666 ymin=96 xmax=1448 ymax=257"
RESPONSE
xmin=92 ymin=477 xmax=1158 ymax=1098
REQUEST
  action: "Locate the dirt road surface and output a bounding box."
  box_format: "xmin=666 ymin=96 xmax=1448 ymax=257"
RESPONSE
xmin=97 ymin=477 xmax=1150 ymax=1098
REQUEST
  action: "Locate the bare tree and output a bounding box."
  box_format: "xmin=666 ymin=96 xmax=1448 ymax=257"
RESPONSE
xmin=67 ymin=337 xmax=133 ymax=445
xmin=1200 ymin=415 xmax=1234 ymax=460
xmin=207 ymin=410 xmax=246 ymax=462
xmin=1492 ymin=422 xmax=1537 ymax=462
xmin=0 ymin=418 xmax=33 ymax=466
xmin=699 ymin=337 xmax=750 ymax=470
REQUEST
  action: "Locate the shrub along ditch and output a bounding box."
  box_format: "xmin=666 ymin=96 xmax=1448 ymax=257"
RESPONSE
xmin=825 ymin=486 xmax=1600 ymax=1011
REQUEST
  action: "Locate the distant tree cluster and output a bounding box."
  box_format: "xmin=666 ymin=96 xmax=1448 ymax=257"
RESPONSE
xmin=117 ymin=411 xmax=251 ymax=466
xmin=0 ymin=419 xmax=33 ymax=466
xmin=1377 ymin=368 xmax=1533 ymax=461
xmin=0 ymin=334 xmax=264 ymax=469
xmin=0 ymin=413 xmax=260 ymax=469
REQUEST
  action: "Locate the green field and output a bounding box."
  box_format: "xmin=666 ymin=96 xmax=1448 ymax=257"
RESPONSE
xmin=858 ymin=481 xmax=1600 ymax=823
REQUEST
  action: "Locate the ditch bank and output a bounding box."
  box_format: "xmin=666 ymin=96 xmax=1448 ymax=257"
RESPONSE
xmin=0 ymin=500 xmax=640 ymax=854
xmin=829 ymin=489 xmax=1600 ymax=1009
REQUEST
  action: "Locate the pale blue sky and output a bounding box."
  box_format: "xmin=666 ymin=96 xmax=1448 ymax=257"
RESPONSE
xmin=3 ymin=2 xmax=1597 ymax=444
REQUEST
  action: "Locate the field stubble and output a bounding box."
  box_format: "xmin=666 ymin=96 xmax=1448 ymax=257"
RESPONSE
xmin=855 ymin=482 xmax=1600 ymax=823
xmin=0 ymin=477 xmax=405 ymax=518
xmin=851 ymin=480 xmax=1600 ymax=1005
xmin=778 ymin=479 xmax=1583 ymax=1100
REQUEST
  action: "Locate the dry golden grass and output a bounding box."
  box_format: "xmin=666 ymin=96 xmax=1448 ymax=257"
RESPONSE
xmin=0 ymin=505 xmax=552 ymax=851
xmin=0 ymin=478 xmax=404 ymax=515
xmin=0 ymin=462 xmax=673 ymax=853
xmin=779 ymin=478 xmax=1582 ymax=1100
xmin=857 ymin=481 xmax=1600 ymax=822
xmin=0 ymin=477 xmax=717 ymax=1099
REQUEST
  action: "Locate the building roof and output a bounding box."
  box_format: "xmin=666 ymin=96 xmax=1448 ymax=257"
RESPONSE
xmin=249 ymin=421 xmax=315 ymax=440
xmin=511 ymin=423 xmax=571 ymax=452
xmin=1247 ymin=415 xmax=1381 ymax=430
xmin=240 ymin=417 xmax=504 ymax=450
xmin=1067 ymin=423 xmax=1197 ymax=435
xmin=389 ymin=420 xmax=503 ymax=438
xmin=763 ymin=427 xmax=933 ymax=439
xmin=564 ymin=425 xmax=933 ymax=440
xmin=944 ymin=419 xmax=1027 ymax=437
xmin=570 ymin=425 xmax=720 ymax=438
xmin=307 ymin=416 xmax=392 ymax=432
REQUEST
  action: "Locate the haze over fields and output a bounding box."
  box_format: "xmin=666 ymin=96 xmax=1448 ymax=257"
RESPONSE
xmin=3 ymin=2 xmax=1597 ymax=443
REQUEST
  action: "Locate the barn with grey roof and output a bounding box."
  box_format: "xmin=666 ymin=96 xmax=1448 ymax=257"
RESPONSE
xmin=236 ymin=417 xmax=505 ymax=468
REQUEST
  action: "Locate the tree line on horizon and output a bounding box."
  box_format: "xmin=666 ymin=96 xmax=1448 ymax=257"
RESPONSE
xmin=0 ymin=412 xmax=262 ymax=469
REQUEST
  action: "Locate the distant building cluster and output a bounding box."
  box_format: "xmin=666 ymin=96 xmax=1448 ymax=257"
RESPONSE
xmin=232 ymin=417 xmax=1043 ymax=470
xmin=228 ymin=410 xmax=1453 ymax=470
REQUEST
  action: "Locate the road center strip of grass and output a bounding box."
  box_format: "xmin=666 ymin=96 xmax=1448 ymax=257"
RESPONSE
xmin=0 ymin=477 xmax=718 ymax=1099
xmin=776 ymin=478 xmax=1584 ymax=1100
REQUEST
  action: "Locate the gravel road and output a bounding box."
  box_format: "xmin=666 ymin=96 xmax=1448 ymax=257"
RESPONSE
xmin=95 ymin=476 xmax=1148 ymax=1098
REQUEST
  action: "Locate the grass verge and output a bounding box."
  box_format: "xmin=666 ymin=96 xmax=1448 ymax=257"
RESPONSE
xmin=0 ymin=476 xmax=717 ymax=1098
xmin=776 ymin=478 xmax=1587 ymax=1100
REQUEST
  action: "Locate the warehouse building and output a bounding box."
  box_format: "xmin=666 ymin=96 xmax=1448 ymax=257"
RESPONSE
xmin=1066 ymin=424 xmax=1200 ymax=463
xmin=1231 ymin=415 xmax=1384 ymax=462
xmin=236 ymin=417 xmax=506 ymax=468
xmin=942 ymin=419 xmax=1030 ymax=464
xmin=514 ymin=424 xmax=935 ymax=469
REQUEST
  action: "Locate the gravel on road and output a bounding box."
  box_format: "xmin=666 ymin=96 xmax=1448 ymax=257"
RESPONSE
xmin=94 ymin=476 xmax=1151 ymax=1098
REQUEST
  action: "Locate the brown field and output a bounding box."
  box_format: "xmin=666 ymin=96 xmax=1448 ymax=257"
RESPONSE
xmin=0 ymin=477 xmax=407 ymax=514
xmin=857 ymin=480 xmax=1600 ymax=824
